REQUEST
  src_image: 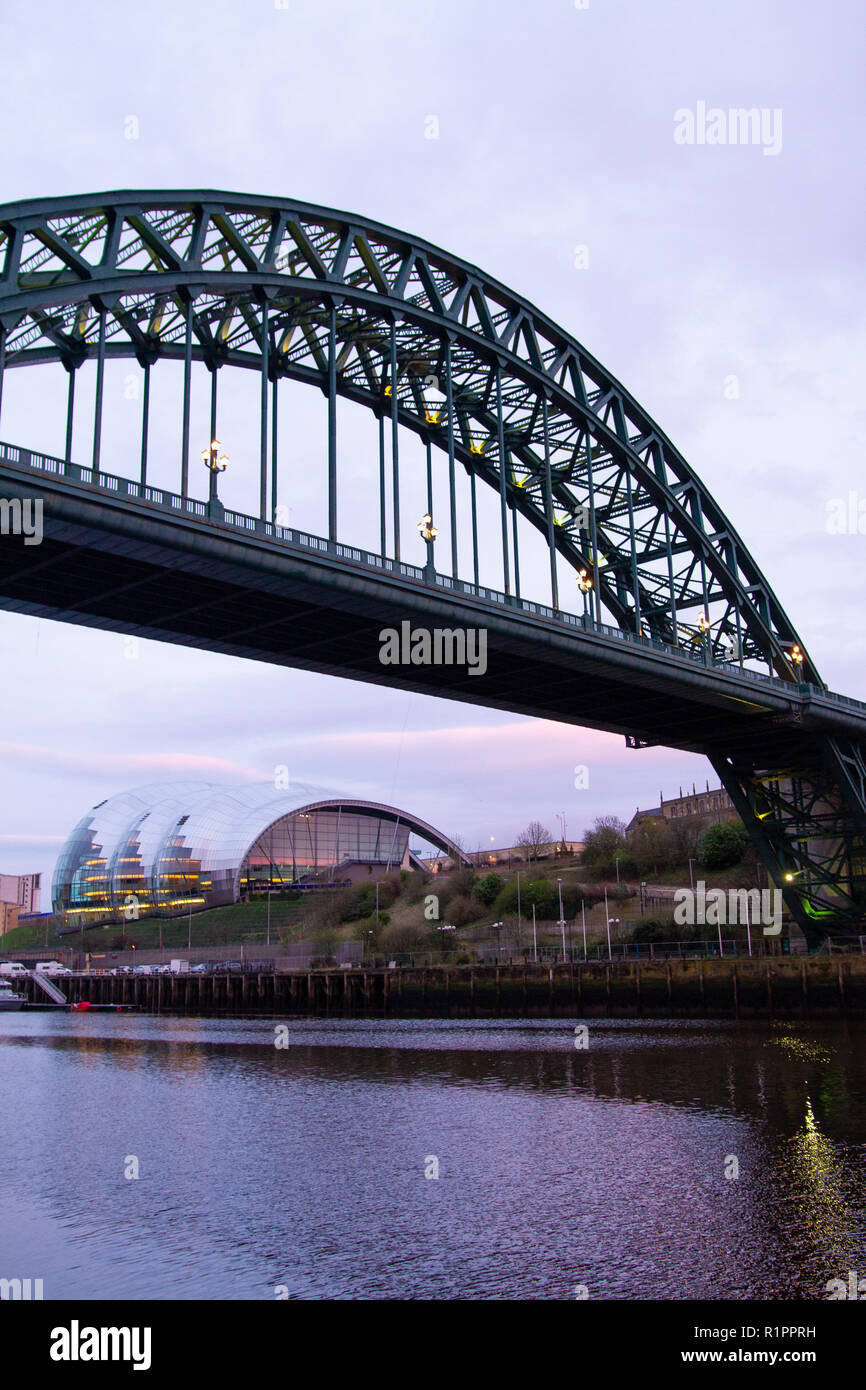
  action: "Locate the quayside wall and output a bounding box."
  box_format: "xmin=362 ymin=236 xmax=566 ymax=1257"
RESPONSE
xmin=24 ymin=958 xmax=866 ymax=1020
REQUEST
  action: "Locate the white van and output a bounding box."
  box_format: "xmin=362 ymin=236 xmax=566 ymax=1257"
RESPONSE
xmin=35 ymin=961 xmax=72 ymax=976
xmin=0 ymin=962 xmax=27 ymax=977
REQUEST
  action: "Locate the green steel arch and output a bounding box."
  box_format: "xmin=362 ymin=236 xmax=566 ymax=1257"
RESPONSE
xmin=0 ymin=189 xmax=815 ymax=681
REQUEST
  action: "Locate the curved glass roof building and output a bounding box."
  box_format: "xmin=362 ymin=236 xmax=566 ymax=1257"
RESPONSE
xmin=52 ymin=782 xmax=468 ymax=930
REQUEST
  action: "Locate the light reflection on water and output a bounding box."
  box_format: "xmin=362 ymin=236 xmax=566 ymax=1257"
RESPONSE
xmin=1 ymin=1013 xmax=865 ymax=1300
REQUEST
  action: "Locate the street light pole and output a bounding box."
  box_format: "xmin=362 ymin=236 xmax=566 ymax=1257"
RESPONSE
xmin=604 ymin=885 xmax=612 ymax=961
xmin=581 ymin=899 xmax=587 ymax=961
xmin=689 ymin=858 xmax=696 ymax=893
xmin=532 ymin=903 xmax=538 ymax=964
xmin=516 ymin=870 xmax=522 ymax=949
xmin=201 ymin=438 xmax=228 ymax=518
xmin=417 ymin=511 xmax=437 ymax=581
xmin=557 ymin=877 xmax=566 ymax=962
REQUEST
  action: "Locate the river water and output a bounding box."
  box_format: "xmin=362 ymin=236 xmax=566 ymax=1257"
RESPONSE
xmin=1 ymin=1012 xmax=864 ymax=1300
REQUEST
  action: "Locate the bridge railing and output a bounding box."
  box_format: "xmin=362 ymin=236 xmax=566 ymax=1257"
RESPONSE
xmin=6 ymin=437 xmax=866 ymax=711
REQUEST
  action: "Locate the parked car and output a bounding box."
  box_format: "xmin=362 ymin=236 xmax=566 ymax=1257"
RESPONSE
xmin=0 ymin=962 xmax=27 ymax=977
xmin=36 ymin=961 xmax=72 ymax=976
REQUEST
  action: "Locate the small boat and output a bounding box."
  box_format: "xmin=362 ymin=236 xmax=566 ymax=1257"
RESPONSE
xmin=0 ymin=982 xmax=24 ymax=1011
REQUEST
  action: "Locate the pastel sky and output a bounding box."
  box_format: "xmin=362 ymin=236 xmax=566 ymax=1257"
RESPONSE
xmin=0 ymin=0 xmax=864 ymax=892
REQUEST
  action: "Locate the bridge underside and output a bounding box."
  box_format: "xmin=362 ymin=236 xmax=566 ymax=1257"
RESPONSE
xmin=2 ymin=463 xmax=866 ymax=945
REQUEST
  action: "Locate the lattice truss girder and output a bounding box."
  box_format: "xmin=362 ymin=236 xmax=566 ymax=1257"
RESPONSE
xmin=0 ymin=193 xmax=815 ymax=680
xmin=714 ymin=742 xmax=866 ymax=930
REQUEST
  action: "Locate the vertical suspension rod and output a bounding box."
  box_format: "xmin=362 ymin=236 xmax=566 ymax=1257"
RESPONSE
xmin=446 ymin=339 xmax=458 ymax=579
xmin=328 ymin=300 xmax=337 ymax=542
xmin=496 ymin=362 xmax=510 ymax=597
xmin=140 ymin=362 xmax=150 ymax=488
xmin=180 ymin=299 xmax=193 ymax=500
xmin=260 ymin=304 xmax=269 ymax=522
xmin=92 ymin=307 xmax=106 ymax=478
xmin=390 ymin=318 xmax=400 ymax=561
xmin=543 ymin=394 xmax=558 ymax=610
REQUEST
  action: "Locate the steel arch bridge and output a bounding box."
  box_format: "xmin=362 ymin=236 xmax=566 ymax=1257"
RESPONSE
xmin=0 ymin=189 xmax=864 ymax=945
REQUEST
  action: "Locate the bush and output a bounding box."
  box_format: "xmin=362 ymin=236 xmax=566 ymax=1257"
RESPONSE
xmin=336 ymin=876 xmax=400 ymax=922
xmin=443 ymin=868 xmax=476 ymax=900
xmin=473 ymin=873 xmax=502 ymax=906
xmin=447 ymin=894 xmax=481 ymax=927
xmin=631 ymin=917 xmax=676 ymax=944
xmin=381 ymin=922 xmax=426 ymax=952
xmin=581 ymin=816 xmax=632 ymax=878
xmin=698 ymin=822 xmax=751 ymax=871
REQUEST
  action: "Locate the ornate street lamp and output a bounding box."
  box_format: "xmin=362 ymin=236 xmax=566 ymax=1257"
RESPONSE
xmin=418 ymin=512 xmax=437 ymax=579
xmin=202 ymin=438 xmax=228 ymax=517
xmin=696 ymin=611 xmax=712 ymax=664
xmin=577 ymin=567 xmax=593 ymax=619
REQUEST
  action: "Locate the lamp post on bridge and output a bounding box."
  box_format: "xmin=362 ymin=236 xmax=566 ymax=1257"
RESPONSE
xmin=418 ymin=512 xmax=437 ymax=582
xmin=202 ymin=439 xmax=228 ymax=519
xmin=577 ymin=567 xmax=593 ymax=624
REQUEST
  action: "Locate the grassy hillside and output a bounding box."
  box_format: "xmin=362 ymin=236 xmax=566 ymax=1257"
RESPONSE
xmin=0 ymin=854 xmax=776 ymax=957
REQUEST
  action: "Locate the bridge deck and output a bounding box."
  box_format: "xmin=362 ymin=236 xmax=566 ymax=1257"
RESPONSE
xmin=1 ymin=443 xmax=864 ymax=762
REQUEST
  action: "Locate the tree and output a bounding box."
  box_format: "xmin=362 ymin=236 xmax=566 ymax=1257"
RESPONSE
xmin=698 ymin=821 xmax=751 ymax=870
xmin=628 ymin=816 xmax=677 ymax=876
xmin=667 ymin=814 xmax=711 ymax=865
xmin=581 ymin=815 xmax=631 ymax=878
xmin=516 ymin=820 xmax=553 ymax=861
xmin=472 ymin=872 xmax=503 ymax=906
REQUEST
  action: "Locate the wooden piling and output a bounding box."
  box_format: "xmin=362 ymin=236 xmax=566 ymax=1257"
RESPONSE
xmin=801 ymin=961 xmax=809 ymax=1020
